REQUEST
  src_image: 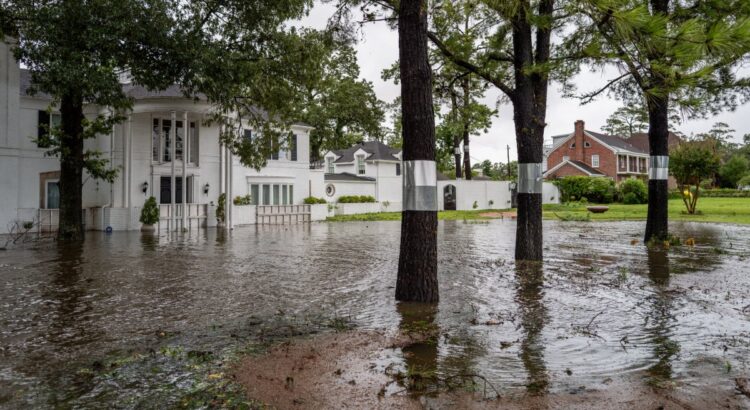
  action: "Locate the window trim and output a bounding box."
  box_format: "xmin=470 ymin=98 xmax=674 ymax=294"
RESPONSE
xmin=356 ymin=155 xmax=366 ymax=175
xmin=591 ymin=154 xmax=600 ymax=168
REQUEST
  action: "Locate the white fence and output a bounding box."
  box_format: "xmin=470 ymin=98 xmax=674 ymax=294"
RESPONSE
xmin=256 ymin=205 xmax=311 ymax=225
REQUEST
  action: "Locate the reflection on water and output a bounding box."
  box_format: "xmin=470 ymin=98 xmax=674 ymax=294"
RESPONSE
xmin=515 ymin=261 xmax=549 ymax=394
xmin=645 ymin=250 xmax=679 ymax=384
xmin=0 ymin=221 xmax=749 ymax=407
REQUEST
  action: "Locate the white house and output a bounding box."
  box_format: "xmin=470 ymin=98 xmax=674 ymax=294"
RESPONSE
xmin=322 ymin=140 xmax=403 ymax=207
xmin=0 ymin=39 xmax=318 ymax=233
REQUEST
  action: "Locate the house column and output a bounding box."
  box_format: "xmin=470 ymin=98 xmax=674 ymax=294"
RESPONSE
xmin=182 ymin=111 xmax=188 ymax=229
xmin=122 ymin=116 xmax=129 ymax=208
xmin=127 ymin=114 xmax=133 ymax=228
xmin=170 ymin=110 xmax=176 ymax=230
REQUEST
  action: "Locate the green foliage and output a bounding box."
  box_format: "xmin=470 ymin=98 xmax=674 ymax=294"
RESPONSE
xmin=233 ymin=195 xmax=252 ymax=206
xmin=472 ymin=201 xmax=478 ymax=209
xmin=216 ymin=193 xmax=226 ymax=223
xmin=292 ymin=30 xmax=385 ymax=160
xmin=337 ymin=195 xmax=376 ymax=203
xmin=139 ymin=196 xmax=159 ymax=225
xmin=622 ymin=192 xmax=640 ymax=205
xmin=738 ymin=175 xmax=750 ymax=188
xmin=603 ymin=104 xmax=682 ymax=137
xmin=303 ymin=196 xmax=327 ymax=204
xmin=554 ymin=176 xmax=616 ymax=204
xmin=554 ymin=212 xmax=591 ymax=222
xmin=671 ymin=141 xmax=721 ymax=214
xmin=719 ymin=155 xmax=749 ymax=188
xmin=619 ymin=179 xmax=648 ymax=204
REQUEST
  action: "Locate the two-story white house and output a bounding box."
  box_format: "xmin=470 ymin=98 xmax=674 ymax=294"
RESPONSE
xmin=322 ymin=141 xmax=403 ymax=205
xmin=0 ymin=39 xmax=316 ymax=233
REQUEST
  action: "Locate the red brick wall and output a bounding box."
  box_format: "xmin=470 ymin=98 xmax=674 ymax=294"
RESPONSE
xmin=546 ymin=162 xmax=589 ymax=179
xmin=546 ymin=123 xmax=616 ymax=178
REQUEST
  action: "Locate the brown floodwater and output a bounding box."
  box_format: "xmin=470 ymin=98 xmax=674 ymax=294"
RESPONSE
xmin=0 ymin=220 xmax=749 ymax=408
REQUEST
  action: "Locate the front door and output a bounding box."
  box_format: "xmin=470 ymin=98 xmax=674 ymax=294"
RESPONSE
xmin=159 ymin=176 xmax=183 ymax=204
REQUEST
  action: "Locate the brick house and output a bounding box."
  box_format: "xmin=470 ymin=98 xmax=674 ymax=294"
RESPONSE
xmin=544 ymin=120 xmax=650 ymax=183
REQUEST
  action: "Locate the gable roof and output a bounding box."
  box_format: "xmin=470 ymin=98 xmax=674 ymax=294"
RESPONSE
xmin=544 ymin=160 xmax=607 ymax=177
xmin=585 ymin=130 xmax=647 ymax=154
xmin=626 ymin=132 xmax=682 ymax=152
xmin=324 ymin=172 xmax=376 ymax=182
xmin=331 ymin=140 xmax=401 ymax=163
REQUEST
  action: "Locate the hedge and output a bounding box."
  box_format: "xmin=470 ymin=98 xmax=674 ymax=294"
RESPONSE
xmin=553 ymin=176 xmax=617 ymax=204
xmin=337 ymin=195 xmax=376 ymax=203
xmin=670 ymin=188 xmax=750 ymax=198
xmin=303 ymin=196 xmax=327 ymax=204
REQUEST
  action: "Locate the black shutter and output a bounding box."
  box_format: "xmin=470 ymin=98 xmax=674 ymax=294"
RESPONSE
xmin=291 ymin=134 xmax=298 ymax=161
xmin=38 ymin=110 xmax=50 ymax=140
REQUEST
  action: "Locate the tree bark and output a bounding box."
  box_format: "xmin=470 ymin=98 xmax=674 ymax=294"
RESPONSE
xmin=57 ymin=92 xmax=85 ymax=241
xmin=396 ymin=0 xmax=439 ymax=303
xmin=512 ymin=0 xmax=548 ymax=261
xmin=451 ymin=92 xmax=462 ymax=179
xmin=644 ymin=95 xmax=670 ymax=242
xmin=461 ymin=76 xmax=472 ymax=180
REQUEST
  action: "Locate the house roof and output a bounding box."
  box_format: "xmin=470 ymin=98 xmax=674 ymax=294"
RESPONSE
xmin=324 ymin=172 xmax=376 ymax=182
xmin=331 ymin=140 xmax=401 ymax=163
xmin=544 ymin=160 xmax=606 ymax=177
xmin=626 ymin=132 xmax=682 ymax=152
xmin=585 ymin=130 xmax=648 ymax=154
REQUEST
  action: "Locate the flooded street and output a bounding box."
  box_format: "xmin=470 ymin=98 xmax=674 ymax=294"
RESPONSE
xmin=1 ymin=220 xmax=749 ymax=408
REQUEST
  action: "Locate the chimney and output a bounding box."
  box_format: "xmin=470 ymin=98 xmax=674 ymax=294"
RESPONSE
xmin=574 ymin=120 xmax=585 ymax=162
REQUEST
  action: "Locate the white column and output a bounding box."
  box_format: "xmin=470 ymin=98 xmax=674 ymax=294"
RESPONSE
xmin=182 ymin=111 xmax=188 ymax=230
xmin=170 ymin=110 xmax=176 ymax=230
xmin=126 ymin=114 xmax=133 ymax=229
xmin=227 ymin=146 xmax=233 ymax=229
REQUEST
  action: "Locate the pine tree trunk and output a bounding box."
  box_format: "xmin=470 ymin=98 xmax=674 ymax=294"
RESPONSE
xmin=644 ymin=96 xmax=670 ymax=242
xmin=454 ymin=138 xmax=462 ymax=179
xmin=462 ymin=77 xmax=472 ymax=180
xmin=396 ymin=0 xmax=439 ymax=303
xmin=57 ymin=92 xmax=85 ymax=241
xmin=511 ymin=0 xmax=547 ymax=261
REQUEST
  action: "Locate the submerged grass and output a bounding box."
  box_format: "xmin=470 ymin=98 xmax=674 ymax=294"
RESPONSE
xmin=325 ymin=198 xmax=750 ymax=224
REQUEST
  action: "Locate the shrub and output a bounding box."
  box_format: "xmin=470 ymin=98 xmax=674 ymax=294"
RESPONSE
xmin=216 ymin=193 xmax=226 ymax=223
xmin=337 ymin=195 xmax=376 ymax=203
xmin=303 ymin=196 xmax=327 ymax=204
xmin=619 ymin=179 xmax=648 ymax=204
xmin=139 ymin=196 xmax=160 ymax=225
xmin=472 ymin=200 xmax=478 ymax=209
xmin=587 ymin=178 xmax=617 ymax=203
xmin=553 ymin=176 xmax=616 ymax=203
xmin=233 ymin=194 xmax=252 ymax=205
xmin=622 ymin=192 xmax=640 ymax=205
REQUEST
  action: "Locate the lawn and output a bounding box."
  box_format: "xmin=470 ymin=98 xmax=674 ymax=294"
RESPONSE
xmin=325 ymin=197 xmax=750 ymax=224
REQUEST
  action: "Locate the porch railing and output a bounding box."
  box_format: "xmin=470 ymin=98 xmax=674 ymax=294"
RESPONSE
xmin=256 ymin=205 xmax=310 ymax=225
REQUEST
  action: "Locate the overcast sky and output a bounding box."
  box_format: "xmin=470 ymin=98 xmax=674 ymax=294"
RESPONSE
xmin=298 ymin=2 xmax=750 ymax=163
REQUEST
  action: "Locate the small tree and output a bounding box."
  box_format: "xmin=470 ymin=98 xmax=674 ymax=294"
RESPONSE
xmin=718 ymin=155 xmax=749 ymax=188
xmin=139 ymin=197 xmax=160 ymax=226
xmin=670 ymin=142 xmax=720 ymax=214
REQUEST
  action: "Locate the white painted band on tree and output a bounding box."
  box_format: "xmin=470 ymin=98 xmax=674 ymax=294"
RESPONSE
xmin=454 ymin=147 xmax=461 ymax=155
xmin=463 ymin=144 xmax=469 ymax=152
xmin=403 ymin=160 xmax=437 ymax=211
xmin=649 ymin=156 xmax=669 ymax=180
xmin=518 ymin=163 xmax=543 ymax=194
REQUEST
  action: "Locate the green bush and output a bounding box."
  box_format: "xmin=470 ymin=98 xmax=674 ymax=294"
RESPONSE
xmin=139 ymin=196 xmax=160 ymax=225
xmin=216 ymin=193 xmax=226 ymax=223
xmin=622 ymin=192 xmax=640 ymax=205
xmin=619 ymin=179 xmax=648 ymax=204
xmin=337 ymin=195 xmax=376 ymax=203
xmin=553 ymin=176 xmax=617 ymax=203
xmin=233 ymin=194 xmax=252 ymax=205
xmin=303 ymin=196 xmax=327 ymax=204
xmin=588 ymin=178 xmax=617 ymax=203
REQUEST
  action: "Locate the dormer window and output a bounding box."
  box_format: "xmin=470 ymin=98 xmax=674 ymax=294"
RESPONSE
xmin=356 ymin=155 xmax=366 ymax=175
xmin=326 ymin=157 xmax=335 ymax=173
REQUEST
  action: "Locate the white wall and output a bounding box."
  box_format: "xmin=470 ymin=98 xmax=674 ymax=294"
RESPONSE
xmin=437 ymin=180 xmax=513 ymax=211
xmin=543 ymin=183 xmax=561 ymax=204
xmin=321 ymin=181 xmax=376 ymax=203
xmin=334 ymin=202 xmax=380 ymax=215
xmin=309 ymin=169 xmax=325 ymax=200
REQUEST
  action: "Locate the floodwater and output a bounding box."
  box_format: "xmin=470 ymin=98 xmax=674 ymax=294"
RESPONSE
xmin=1 ymin=220 xmax=749 ymax=408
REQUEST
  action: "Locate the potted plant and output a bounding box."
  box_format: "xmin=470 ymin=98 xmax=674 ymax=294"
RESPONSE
xmin=140 ymin=196 xmax=159 ymax=232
